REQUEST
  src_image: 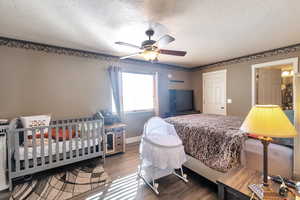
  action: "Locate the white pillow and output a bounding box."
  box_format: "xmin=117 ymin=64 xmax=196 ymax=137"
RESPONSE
xmin=20 ymin=115 xmax=51 ymax=136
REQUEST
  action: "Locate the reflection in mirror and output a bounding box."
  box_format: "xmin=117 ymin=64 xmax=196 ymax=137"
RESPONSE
xmin=255 ymin=64 xmax=294 ymax=147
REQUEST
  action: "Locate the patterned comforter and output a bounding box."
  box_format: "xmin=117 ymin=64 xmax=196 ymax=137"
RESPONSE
xmin=165 ymin=114 xmax=247 ymax=173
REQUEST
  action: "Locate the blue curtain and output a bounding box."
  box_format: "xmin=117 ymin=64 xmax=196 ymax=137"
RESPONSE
xmin=108 ymin=66 xmax=122 ymax=118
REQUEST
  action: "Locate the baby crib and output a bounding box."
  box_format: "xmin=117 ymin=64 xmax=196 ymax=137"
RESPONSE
xmin=139 ymin=117 xmax=188 ymax=195
xmin=7 ymin=115 xmax=105 ymax=191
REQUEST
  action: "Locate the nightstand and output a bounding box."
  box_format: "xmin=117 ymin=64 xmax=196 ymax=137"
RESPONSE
xmin=104 ymin=123 xmax=126 ymax=156
xmin=217 ymin=168 xmax=296 ymax=200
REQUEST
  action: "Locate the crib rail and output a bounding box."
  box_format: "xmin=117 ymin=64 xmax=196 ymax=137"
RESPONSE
xmin=7 ymin=116 xmax=105 ymax=191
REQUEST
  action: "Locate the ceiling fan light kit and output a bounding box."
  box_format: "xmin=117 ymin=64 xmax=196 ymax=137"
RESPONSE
xmin=142 ymin=50 xmax=159 ymax=61
xmin=115 ymin=28 xmax=186 ymax=62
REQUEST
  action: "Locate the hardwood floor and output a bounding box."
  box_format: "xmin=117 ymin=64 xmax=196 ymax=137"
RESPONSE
xmin=0 ymin=143 xmax=218 ymax=200
xmin=74 ymin=143 xmax=218 ymax=200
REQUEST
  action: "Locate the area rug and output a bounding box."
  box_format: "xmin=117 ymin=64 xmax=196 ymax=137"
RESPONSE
xmin=9 ymin=159 xmax=111 ymax=200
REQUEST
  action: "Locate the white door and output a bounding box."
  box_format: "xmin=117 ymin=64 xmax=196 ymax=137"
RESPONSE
xmin=203 ymin=70 xmax=227 ymax=115
xmin=257 ymin=68 xmax=282 ymax=105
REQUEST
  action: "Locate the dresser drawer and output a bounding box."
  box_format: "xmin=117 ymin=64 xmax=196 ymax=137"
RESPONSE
xmin=116 ymin=134 xmax=123 ymax=143
xmin=115 ymin=142 xmax=123 ymax=152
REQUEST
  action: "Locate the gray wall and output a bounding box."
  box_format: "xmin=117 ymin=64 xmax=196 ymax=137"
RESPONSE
xmin=0 ymin=46 xmax=193 ymax=138
xmin=193 ymin=52 xmax=300 ymax=117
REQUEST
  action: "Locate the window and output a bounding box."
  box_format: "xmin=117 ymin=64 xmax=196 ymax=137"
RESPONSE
xmin=122 ymin=72 xmax=154 ymax=112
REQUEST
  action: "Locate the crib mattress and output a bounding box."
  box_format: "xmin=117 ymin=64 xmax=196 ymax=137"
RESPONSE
xmin=17 ymin=138 xmax=101 ymax=160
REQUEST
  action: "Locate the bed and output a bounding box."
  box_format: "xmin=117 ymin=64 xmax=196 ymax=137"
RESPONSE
xmin=7 ymin=116 xmax=105 ymax=191
xmin=165 ymin=114 xmax=293 ymax=182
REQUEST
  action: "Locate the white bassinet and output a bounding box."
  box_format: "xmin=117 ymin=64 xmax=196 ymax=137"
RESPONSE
xmin=138 ymin=117 xmax=188 ymax=194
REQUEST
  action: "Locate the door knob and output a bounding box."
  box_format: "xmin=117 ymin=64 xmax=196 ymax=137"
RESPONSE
xmin=220 ymin=107 xmax=224 ymax=109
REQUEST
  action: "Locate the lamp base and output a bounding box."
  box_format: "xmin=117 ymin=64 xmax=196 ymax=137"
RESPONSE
xmin=248 ymin=184 xmax=281 ymax=200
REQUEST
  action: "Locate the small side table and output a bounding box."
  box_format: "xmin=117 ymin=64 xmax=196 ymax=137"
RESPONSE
xmin=104 ymin=123 xmax=126 ymax=156
xmin=217 ymin=168 xmax=296 ymax=200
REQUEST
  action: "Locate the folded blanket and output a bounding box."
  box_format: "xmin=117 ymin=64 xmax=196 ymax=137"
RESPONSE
xmin=165 ymin=114 xmax=247 ymax=173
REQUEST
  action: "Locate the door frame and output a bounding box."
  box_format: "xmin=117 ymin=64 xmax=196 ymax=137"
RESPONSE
xmin=251 ymin=57 xmax=300 ymax=179
xmin=202 ymin=69 xmax=227 ymax=115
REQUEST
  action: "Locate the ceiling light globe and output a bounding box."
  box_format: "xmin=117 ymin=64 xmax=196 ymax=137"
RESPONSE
xmin=143 ymin=50 xmax=158 ymax=61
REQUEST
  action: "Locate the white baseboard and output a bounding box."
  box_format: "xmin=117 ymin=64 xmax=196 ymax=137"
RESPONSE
xmin=0 ymin=184 xmax=8 ymax=191
xmin=126 ymin=136 xmax=141 ymax=144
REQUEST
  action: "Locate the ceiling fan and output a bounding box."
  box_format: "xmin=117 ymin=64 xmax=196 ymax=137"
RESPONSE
xmin=115 ymin=29 xmax=187 ymax=62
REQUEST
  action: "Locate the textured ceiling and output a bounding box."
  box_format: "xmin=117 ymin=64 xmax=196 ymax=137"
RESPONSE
xmin=0 ymin=0 xmax=300 ymax=67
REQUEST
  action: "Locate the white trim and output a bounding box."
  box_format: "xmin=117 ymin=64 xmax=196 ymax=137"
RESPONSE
xmin=202 ymin=69 xmax=227 ymax=115
xmin=202 ymin=69 xmax=227 ymax=77
xmin=105 ymin=132 xmax=115 ymax=154
xmin=124 ymin=110 xmax=155 ymax=114
xmin=0 ymin=184 xmax=8 ymax=191
xmin=251 ymin=57 xmax=300 ymax=179
xmin=252 ymin=57 xmax=298 ymax=71
xmin=295 ymin=72 xmax=300 ymax=179
xmin=126 ymin=136 xmax=141 ymax=144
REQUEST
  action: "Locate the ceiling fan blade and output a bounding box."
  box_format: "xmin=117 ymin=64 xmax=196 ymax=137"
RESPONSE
xmin=115 ymin=42 xmax=141 ymax=49
xmin=159 ymin=49 xmax=187 ymax=56
xmin=120 ymin=52 xmax=141 ymax=59
xmin=154 ymin=35 xmax=175 ymax=47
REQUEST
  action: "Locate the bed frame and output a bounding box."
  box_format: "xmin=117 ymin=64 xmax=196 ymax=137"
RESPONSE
xmin=183 ymin=138 xmax=294 ymax=183
xmin=184 ymin=155 xmax=225 ymax=183
xmin=7 ymin=116 xmax=106 ymax=191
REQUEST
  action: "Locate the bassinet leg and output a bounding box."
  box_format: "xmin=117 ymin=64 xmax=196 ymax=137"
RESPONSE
xmin=139 ymin=174 xmax=159 ymax=195
xmin=138 ymin=159 xmax=159 ymax=195
xmin=173 ymin=167 xmax=188 ymax=183
xmin=138 ymin=157 xmax=143 ymax=176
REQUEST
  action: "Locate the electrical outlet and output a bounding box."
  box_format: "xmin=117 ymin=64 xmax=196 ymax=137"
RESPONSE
xmin=227 ymin=99 xmax=232 ymax=104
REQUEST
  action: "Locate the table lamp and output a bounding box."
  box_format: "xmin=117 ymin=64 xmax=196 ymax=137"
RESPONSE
xmin=240 ymin=105 xmax=297 ymax=199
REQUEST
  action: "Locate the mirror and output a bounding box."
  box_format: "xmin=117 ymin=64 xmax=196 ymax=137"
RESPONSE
xmin=255 ymin=64 xmax=294 ymax=147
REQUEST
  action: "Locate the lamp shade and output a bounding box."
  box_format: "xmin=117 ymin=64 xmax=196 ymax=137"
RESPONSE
xmin=240 ymin=105 xmax=297 ymax=138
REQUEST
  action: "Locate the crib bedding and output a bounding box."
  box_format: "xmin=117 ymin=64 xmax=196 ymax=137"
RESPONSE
xmin=17 ymin=138 xmax=101 ymax=160
xmin=165 ymin=114 xmax=247 ymax=173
